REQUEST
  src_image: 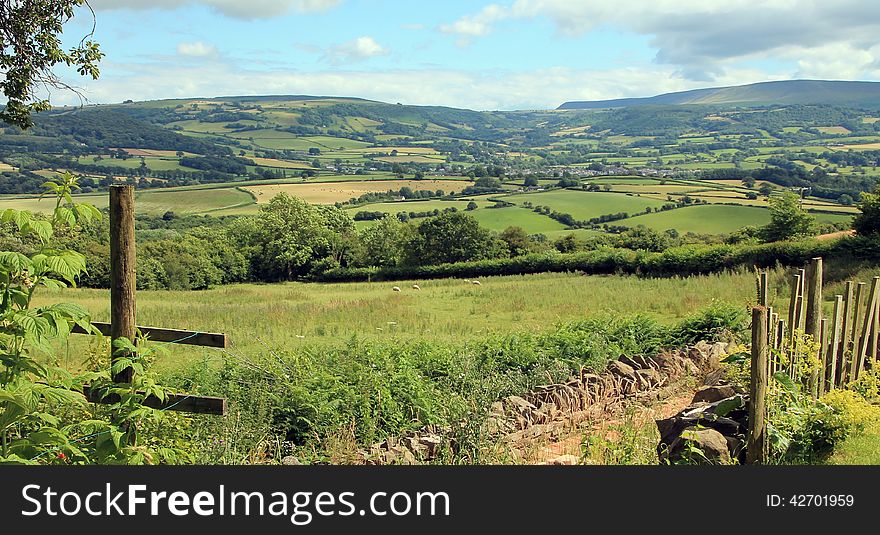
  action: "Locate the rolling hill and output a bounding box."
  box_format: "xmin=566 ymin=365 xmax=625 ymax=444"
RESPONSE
xmin=558 ymin=80 xmax=880 ymax=110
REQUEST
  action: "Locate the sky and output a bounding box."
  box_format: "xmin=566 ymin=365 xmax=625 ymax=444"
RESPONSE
xmin=46 ymin=0 xmax=880 ymax=110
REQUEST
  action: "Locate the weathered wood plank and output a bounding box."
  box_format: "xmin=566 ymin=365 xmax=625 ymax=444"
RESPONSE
xmin=82 ymin=385 xmax=227 ymax=416
xmin=71 ymin=322 xmax=228 ymax=348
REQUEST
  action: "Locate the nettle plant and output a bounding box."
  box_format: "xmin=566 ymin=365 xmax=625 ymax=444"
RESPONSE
xmin=0 ymin=174 xmax=184 ymax=465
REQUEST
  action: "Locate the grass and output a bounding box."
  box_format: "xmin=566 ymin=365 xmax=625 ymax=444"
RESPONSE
xmin=0 ymin=187 xmax=256 ymax=216
xmin=469 ymin=206 xmax=569 ymax=233
xmin=827 ymin=419 xmax=880 ymax=465
xmin=38 ymin=269 xmax=763 ymax=371
xmin=506 ymin=190 xmax=667 ymax=220
xmin=617 ymin=204 xmax=855 ymax=235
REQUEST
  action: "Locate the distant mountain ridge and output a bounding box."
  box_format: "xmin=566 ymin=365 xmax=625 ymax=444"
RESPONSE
xmin=558 ymin=80 xmax=880 ymax=110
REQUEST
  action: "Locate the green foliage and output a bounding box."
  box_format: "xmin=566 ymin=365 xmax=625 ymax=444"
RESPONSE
xmin=355 ymin=215 xmax=415 ymax=268
xmin=853 ymin=183 xmax=880 ymax=237
xmin=230 ymin=193 xmax=355 ymax=281
xmin=320 ymin=238 xmax=845 ymax=283
xmin=760 ymin=191 xmax=816 ymax=243
xmin=0 ymin=173 xmax=185 ymax=464
xmin=170 ymin=304 xmax=742 ymax=463
xmin=405 ymin=211 xmax=506 ymax=266
xmin=0 ymin=0 xmax=104 ymax=129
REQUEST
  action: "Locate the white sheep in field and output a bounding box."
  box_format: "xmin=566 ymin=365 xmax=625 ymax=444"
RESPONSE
xmin=412 ymin=284 xmax=421 ymax=290
xmin=392 ymin=286 xmax=401 ymax=292
xmin=471 ymin=280 xmax=482 ymax=286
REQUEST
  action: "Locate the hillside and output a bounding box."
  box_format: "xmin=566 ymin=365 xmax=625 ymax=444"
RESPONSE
xmin=558 ymin=80 xmax=880 ymax=110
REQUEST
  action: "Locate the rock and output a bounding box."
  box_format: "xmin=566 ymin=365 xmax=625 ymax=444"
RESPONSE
xmin=665 ymin=427 xmax=731 ymax=465
xmin=607 ymin=360 xmax=636 ymax=380
xmin=505 ymin=395 xmax=537 ymax=414
xmin=693 ymin=385 xmax=737 ymax=403
xmin=702 ymin=368 xmax=727 ymax=386
xmin=619 ymin=355 xmax=653 ymax=370
xmin=544 ymin=454 xmax=579 ymax=465
xmin=281 ymin=456 xmax=302 ymax=465
xmin=636 ymin=368 xmax=662 ymax=389
xmin=682 ymin=358 xmax=701 ymax=376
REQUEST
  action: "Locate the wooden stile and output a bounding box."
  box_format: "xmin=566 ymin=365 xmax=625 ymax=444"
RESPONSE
xmin=818 ymin=318 xmax=828 ymax=394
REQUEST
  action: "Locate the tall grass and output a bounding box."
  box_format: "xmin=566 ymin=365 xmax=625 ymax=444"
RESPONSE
xmin=37 ymin=269 xmax=769 ymax=371
xmin=163 ymin=304 xmax=745 ymax=464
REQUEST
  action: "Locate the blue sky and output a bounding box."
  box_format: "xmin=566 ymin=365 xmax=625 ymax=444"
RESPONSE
xmin=49 ymin=0 xmax=880 ymax=110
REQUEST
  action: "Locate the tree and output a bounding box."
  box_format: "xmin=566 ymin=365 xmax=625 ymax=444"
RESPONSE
xmin=406 ymin=211 xmax=503 ymax=265
xmin=499 ymin=226 xmax=533 ymax=257
xmin=759 ymin=183 xmax=774 ymax=196
xmin=230 ymin=193 xmax=352 ymax=280
xmin=466 ymin=201 xmax=478 ymax=211
xmin=759 ymin=190 xmax=815 ymax=243
xmin=523 ymin=176 xmax=539 ymax=188
xmin=356 ymin=216 xmax=415 ymax=267
xmin=0 ymin=1 xmax=104 ymax=129
xmin=853 ymin=185 xmax=880 ymax=236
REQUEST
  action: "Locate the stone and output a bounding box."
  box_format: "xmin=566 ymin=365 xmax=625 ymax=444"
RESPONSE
xmin=692 ymin=385 xmax=737 ymax=404
xmin=505 ymin=395 xmax=537 ymax=414
xmin=281 ymin=456 xmax=301 ymax=466
xmin=607 ymin=360 xmax=636 ymax=380
xmin=636 ymin=368 xmax=662 ymax=389
xmin=682 ymin=358 xmax=701 ymax=376
xmin=665 ymin=427 xmax=731 ymax=465
xmin=619 ymin=355 xmax=652 ymax=370
xmin=545 ymin=454 xmax=579 ymax=466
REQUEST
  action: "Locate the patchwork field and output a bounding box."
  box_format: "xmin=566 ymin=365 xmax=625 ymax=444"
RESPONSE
xmin=243 ymin=180 xmax=472 ymax=204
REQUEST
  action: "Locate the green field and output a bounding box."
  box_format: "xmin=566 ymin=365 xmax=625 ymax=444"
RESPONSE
xmin=37 ymin=269 xmax=764 ymax=370
xmin=619 ymin=204 xmax=853 ymax=234
xmin=0 ymin=186 xmax=256 ymax=216
xmin=469 ymin=206 xmax=569 ymax=233
xmin=620 ymin=204 xmax=773 ymax=233
xmin=506 ymin=189 xmax=668 ymax=220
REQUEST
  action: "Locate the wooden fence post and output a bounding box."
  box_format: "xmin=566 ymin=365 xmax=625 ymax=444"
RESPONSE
xmin=846 ymin=282 xmax=865 ymax=385
xmin=758 ymin=271 xmax=769 ymax=307
xmin=856 ymin=277 xmax=880 ymax=381
xmin=827 ymin=295 xmax=844 ymax=393
xmin=110 ymin=185 xmax=137 ymax=384
xmin=748 ymin=306 xmax=768 ymax=465
xmin=804 ymin=258 xmax=823 ymax=397
xmin=837 ymin=282 xmax=854 ymax=388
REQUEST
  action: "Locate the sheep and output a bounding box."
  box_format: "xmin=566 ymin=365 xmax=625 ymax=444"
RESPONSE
xmin=472 ymin=280 xmax=482 ymax=286
xmin=392 ymin=286 xmax=401 ymax=292
xmin=412 ymin=284 xmax=421 ymax=290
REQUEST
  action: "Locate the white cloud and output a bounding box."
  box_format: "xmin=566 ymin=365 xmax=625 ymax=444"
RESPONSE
xmin=439 ymin=4 xmax=508 ymax=36
xmin=321 ymin=36 xmax=389 ymax=65
xmin=46 ymin=56 xmax=790 ymax=111
xmin=88 ymin=0 xmax=342 ymax=20
xmin=439 ymin=0 xmax=880 ymax=81
xmin=176 ymin=41 xmax=217 ymax=57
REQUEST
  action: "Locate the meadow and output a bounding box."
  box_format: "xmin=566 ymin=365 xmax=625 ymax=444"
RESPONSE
xmin=38 ymin=269 xmax=770 ymax=372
